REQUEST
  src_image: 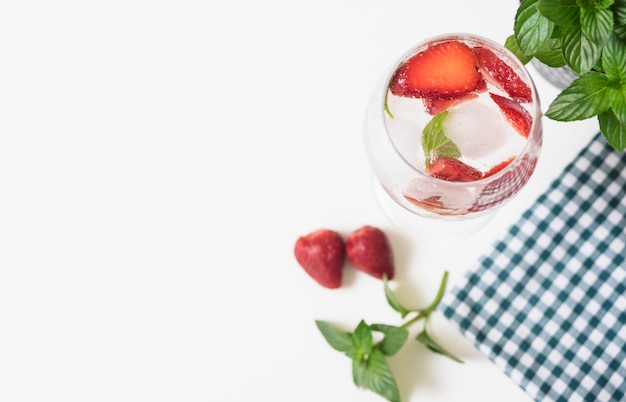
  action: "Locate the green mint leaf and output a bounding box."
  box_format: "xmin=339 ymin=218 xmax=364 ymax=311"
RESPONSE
xmin=537 ymin=0 xmax=581 ymax=26
xmin=383 ymin=275 xmax=411 ymax=318
xmin=415 ymin=329 xmax=464 ymax=364
xmin=515 ymin=0 xmax=555 ymax=55
xmin=315 ymin=320 xmax=354 ymax=354
xmin=350 ymin=320 xmax=373 ymax=362
xmin=421 ymin=111 xmax=460 ymax=163
xmin=602 ymin=36 xmax=626 ymax=81
xmin=504 ymin=34 xmax=533 ymax=64
xmin=604 ymin=84 xmax=626 ymax=147
xmin=370 ymin=324 xmax=409 ymax=356
xmin=560 ymin=7 xmax=613 ymax=73
xmin=352 ymin=348 xmax=401 ymax=402
xmin=608 ymin=86 xmax=626 ymax=121
xmin=599 ymin=109 xmax=626 ymax=150
xmin=581 ymin=7 xmax=614 ymax=44
xmin=613 ymin=0 xmax=626 ymax=24
xmin=615 ymin=23 xmax=626 ymax=41
xmin=546 ymin=72 xmax=612 ymax=120
xmin=534 ymin=37 xmax=568 ymax=67
xmin=577 ymin=0 xmax=615 ymax=10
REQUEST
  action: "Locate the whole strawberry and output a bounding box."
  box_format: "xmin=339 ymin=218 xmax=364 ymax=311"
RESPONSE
xmin=346 ymin=226 xmax=394 ymax=280
xmin=294 ymin=229 xmax=345 ymax=289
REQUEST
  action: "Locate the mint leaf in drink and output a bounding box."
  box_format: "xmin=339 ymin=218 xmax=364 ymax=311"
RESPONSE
xmin=415 ymin=329 xmax=464 ymax=364
xmin=371 ymin=324 xmax=409 ymax=356
xmin=352 ymin=348 xmax=401 ymax=402
xmin=545 ymin=72 xmax=612 ymax=120
xmin=315 ymin=320 xmax=354 ymax=353
xmin=515 ymin=0 xmax=554 ymax=55
xmin=422 ymin=111 xmax=461 ymax=164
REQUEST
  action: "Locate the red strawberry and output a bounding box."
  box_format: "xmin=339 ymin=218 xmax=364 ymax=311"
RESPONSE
xmin=474 ymin=46 xmax=532 ymax=103
xmin=294 ymin=229 xmax=345 ymax=289
xmin=389 ymin=41 xmax=485 ymax=100
xmin=484 ymin=156 xmax=515 ymax=178
xmin=345 ymin=226 xmax=394 ymax=280
xmin=489 ymin=93 xmax=532 ymax=138
xmin=423 ymin=92 xmax=479 ymax=115
xmin=428 ymin=157 xmax=483 ymax=182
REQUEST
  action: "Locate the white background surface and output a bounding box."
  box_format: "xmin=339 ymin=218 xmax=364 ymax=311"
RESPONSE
xmin=0 ymin=1 xmax=600 ymax=401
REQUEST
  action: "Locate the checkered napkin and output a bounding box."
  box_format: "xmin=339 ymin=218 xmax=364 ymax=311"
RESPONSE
xmin=439 ymin=133 xmax=626 ymax=402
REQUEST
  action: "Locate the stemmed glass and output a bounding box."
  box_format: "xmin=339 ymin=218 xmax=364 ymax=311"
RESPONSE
xmin=364 ymin=34 xmax=543 ymax=237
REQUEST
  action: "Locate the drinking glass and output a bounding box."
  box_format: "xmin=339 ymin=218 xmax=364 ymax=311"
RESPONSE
xmin=364 ymin=33 xmax=543 ymax=237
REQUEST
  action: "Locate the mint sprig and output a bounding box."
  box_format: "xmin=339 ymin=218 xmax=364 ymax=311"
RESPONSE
xmin=507 ymin=0 xmax=626 ymax=151
xmin=315 ymin=272 xmax=462 ymax=402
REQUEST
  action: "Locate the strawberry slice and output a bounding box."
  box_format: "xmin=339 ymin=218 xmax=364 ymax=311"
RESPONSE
xmin=422 ymin=92 xmax=480 ymax=115
xmin=483 ymin=156 xmax=516 ymax=178
xmin=390 ymin=41 xmax=485 ymax=100
xmin=428 ymin=157 xmax=483 ymax=182
xmin=405 ymin=194 xmax=447 ymax=214
xmin=489 ymin=93 xmax=533 ymax=138
xmin=474 ymin=46 xmax=532 ymax=103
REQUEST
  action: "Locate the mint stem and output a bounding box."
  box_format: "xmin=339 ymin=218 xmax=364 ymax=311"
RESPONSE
xmin=398 ymin=271 xmax=448 ymax=330
xmin=423 ymin=271 xmax=448 ymax=315
xmin=400 ymin=311 xmax=426 ymax=329
xmin=384 ymin=89 xmax=394 ymax=119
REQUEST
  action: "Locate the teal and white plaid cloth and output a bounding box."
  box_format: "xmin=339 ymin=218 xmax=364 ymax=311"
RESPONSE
xmin=440 ymin=133 xmax=626 ymax=402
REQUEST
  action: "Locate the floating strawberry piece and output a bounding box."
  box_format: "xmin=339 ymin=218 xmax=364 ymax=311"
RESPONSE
xmin=474 ymin=46 xmax=532 ymax=103
xmin=484 ymin=156 xmax=516 ymax=178
xmin=389 ymin=41 xmax=485 ymax=100
xmin=489 ymin=93 xmax=532 ymax=138
xmin=404 ymin=194 xmax=448 ymax=214
xmin=345 ymin=226 xmax=394 ymax=280
xmin=294 ymin=229 xmax=345 ymax=289
xmin=428 ymin=157 xmax=483 ymax=182
xmin=423 ymin=92 xmax=480 ymax=115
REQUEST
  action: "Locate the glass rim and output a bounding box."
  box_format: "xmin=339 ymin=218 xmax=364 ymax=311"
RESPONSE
xmin=378 ymin=32 xmax=542 ymax=188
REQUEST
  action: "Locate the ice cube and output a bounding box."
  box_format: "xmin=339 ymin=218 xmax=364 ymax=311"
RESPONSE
xmin=442 ymin=98 xmax=520 ymax=166
xmin=385 ymin=95 xmax=429 ymax=167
